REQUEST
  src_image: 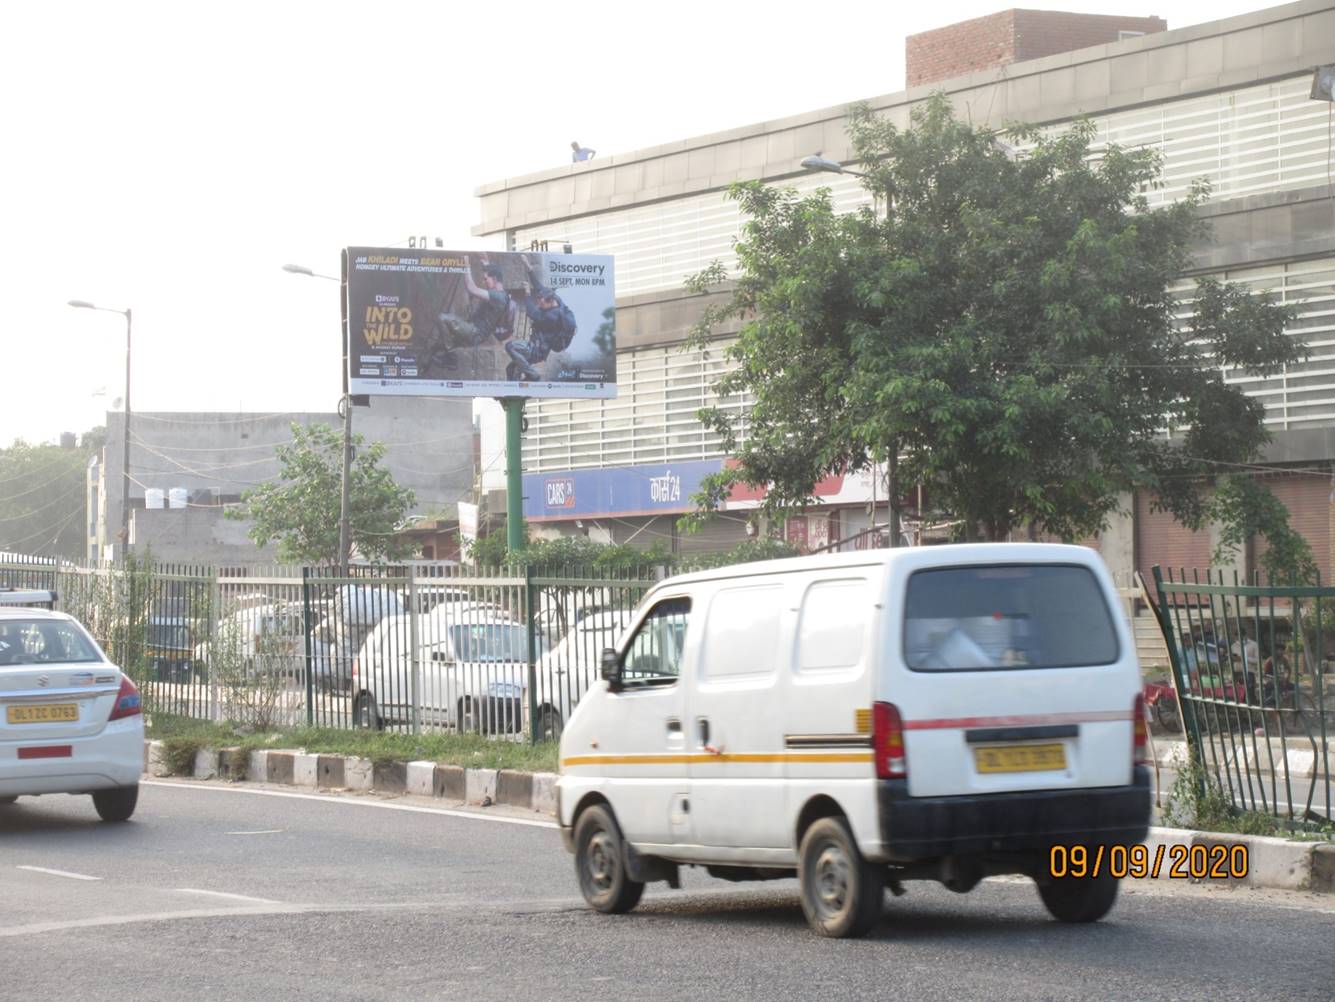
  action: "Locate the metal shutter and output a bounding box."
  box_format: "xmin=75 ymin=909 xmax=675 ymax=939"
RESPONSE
xmin=1251 ymin=474 xmax=1332 ymax=583
xmin=1135 ymin=491 xmax=1213 ymax=588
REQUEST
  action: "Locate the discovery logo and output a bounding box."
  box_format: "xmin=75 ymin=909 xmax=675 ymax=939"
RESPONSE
xmin=544 ymin=477 xmax=576 ymax=509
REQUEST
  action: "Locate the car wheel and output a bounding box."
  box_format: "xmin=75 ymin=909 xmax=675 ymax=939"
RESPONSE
xmin=798 ymin=816 xmax=884 ymax=938
xmin=353 ymin=692 xmax=383 ymax=731
xmin=1037 ymin=871 xmax=1120 ymax=923
xmin=92 ymin=784 xmax=139 ymax=823
xmin=537 ymin=706 xmax=564 ymax=742
xmin=574 ymin=804 xmax=644 ymax=914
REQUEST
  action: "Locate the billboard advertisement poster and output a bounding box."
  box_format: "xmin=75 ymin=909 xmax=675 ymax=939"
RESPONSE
xmin=343 ymin=246 xmax=617 ymax=399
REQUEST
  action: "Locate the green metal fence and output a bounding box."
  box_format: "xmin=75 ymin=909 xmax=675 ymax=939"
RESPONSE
xmin=1152 ymin=566 xmax=1333 ymax=830
xmin=0 ymin=557 xmax=658 ymax=744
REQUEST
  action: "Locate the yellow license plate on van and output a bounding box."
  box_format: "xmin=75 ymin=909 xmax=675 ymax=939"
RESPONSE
xmin=7 ymin=704 xmax=79 ymax=724
xmin=973 ymin=743 xmax=1066 ymax=773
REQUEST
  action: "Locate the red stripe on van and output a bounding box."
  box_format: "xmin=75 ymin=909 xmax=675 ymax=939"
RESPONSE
xmin=904 ymin=710 xmax=1133 ymax=730
xmin=17 ymin=745 xmax=73 ymax=759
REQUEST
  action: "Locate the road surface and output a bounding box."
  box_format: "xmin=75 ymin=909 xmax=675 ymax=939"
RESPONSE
xmin=3 ymin=780 xmax=1333 ymax=1001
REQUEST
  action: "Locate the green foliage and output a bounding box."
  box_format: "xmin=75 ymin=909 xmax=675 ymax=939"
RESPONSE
xmin=228 ymin=423 xmax=417 ymax=565
xmin=687 ymin=94 xmax=1304 ymax=550
xmin=0 ymin=436 xmax=100 ymax=559
xmin=469 ymin=530 xmax=672 ymax=575
xmin=682 ymin=536 xmax=800 ymax=570
xmin=467 ymin=529 xmax=798 ymax=575
xmin=1209 ymin=475 xmax=1316 ymax=580
xmin=1162 ymin=753 xmax=1282 ymax=836
xmin=147 ymin=717 xmax=559 ymax=773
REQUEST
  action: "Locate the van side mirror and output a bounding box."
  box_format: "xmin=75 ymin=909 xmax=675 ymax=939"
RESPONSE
xmin=600 ymin=647 xmax=621 ymax=686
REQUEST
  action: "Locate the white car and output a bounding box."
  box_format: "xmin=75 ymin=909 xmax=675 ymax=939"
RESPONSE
xmin=0 ymin=603 xmax=144 ymax=821
xmin=351 ymin=603 xmax=534 ymax=734
xmin=532 ymin=610 xmax=637 ymax=741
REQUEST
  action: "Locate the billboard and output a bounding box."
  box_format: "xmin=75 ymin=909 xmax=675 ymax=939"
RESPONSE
xmin=522 ymin=460 xmax=723 ymax=521
xmin=343 ymin=246 xmax=616 ymax=399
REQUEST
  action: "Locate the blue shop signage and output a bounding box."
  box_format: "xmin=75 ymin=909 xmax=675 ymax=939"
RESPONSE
xmin=523 ymin=460 xmax=724 ymax=520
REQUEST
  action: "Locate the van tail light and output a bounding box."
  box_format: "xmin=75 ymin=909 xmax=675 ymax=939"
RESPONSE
xmin=108 ymin=674 xmax=142 ymax=721
xmin=351 ymin=656 xmax=359 ymax=681
xmin=872 ymin=701 xmax=907 ymax=779
xmin=1133 ymin=696 xmax=1148 ymax=766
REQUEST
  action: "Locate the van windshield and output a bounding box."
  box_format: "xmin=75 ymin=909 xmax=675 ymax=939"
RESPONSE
xmin=903 ymin=564 xmax=1118 ymax=671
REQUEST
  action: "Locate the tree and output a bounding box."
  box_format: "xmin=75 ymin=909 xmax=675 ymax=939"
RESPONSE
xmin=687 ymin=95 xmax=1308 ymax=572
xmin=229 ymin=423 xmax=417 ymax=565
xmin=0 ymin=438 xmax=95 ymax=559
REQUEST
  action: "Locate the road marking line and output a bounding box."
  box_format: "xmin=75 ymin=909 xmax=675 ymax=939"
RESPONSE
xmin=225 ymin=829 xmax=285 ymax=836
xmin=15 ymin=865 xmax=101 ymax=881
xmin=0 ymin=906 xmax=309 ymax=938
xmin=175 ymin=888 xmax=281 ymax=905
xmin=143 ymin=780 xmax=559 ymax=829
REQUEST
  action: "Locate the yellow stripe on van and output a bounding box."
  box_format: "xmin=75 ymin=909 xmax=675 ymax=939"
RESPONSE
xmin=561 ymin=751 xmax=874 ymax=768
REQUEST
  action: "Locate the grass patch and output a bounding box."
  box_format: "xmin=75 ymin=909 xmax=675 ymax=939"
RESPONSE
xmin=1162 ymin=752 xmax=1333 ymax=841
xmin=146 ymin=714 xmax=558 ymax=773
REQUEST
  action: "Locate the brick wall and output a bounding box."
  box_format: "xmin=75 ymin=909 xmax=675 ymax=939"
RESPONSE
xmin=906 ymin=8 xmax=1169 ymax=88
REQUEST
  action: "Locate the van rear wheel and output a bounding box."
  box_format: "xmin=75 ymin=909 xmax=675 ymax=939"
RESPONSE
xmin=798 ymin=816 xmax=884 ymax=938
xmin=574 ymin=805 xmax=644 ymax=914
xmin=1037 ymin=872 xmax=1120 ymax=923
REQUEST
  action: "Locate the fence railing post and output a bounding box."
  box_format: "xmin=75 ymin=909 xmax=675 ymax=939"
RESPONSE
xmin=408 ymin=571 xmax=421 ymax=735
xmin=302 ymin=567 xmax=315 ymax=728
xmin=526 ymin=564 xmax=538 ymax=745
xmin=209 ymin=571 xmax=221 ymax=723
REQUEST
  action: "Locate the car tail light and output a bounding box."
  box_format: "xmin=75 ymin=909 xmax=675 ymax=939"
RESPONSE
xmin=109 ymin=674 xmax=142 ymax=721
xmin=351 ymin=656 xmax=359 ymax=681
xmin=872 ymin=701 xmax=907 ymax=779
xmin=1133 ymin=695 xmax=1148 ymax=765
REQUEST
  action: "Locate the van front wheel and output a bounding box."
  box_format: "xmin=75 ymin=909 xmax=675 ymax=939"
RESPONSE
xmin=798 ymin=816 xmax=884 ymax=938
xmin=1037 ymin=872 xmax=1120 ymax=923
xmin=574 ymin=805 xmax=644 ymax=914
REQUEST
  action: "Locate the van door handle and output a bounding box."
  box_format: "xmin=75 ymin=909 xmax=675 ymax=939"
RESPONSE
xmin=666 ymin=718 xmax=682 ymax=735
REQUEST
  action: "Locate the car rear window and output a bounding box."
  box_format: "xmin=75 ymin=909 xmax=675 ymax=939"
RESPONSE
xmin=903 ymin=564 xmax=1119 ymax=671
xmin=0 ymin=619 xmax=102 ymax=665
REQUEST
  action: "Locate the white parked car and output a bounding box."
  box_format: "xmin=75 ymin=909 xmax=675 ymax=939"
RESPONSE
xmin=351 ymin=604 xmax=536 ymax=734
xmin=532 ymin=610 xmax=637 ymax=741
xmin=0 ymin=603 xmax=144 ymax=821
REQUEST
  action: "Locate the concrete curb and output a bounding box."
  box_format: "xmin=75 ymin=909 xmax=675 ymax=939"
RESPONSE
xmin=142 ymin=739 xmax=556 ymax=817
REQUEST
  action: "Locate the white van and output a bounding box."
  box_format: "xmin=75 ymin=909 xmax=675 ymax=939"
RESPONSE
xmin=351 ymin=603 xmax=531 ymax=733
xmin=557 ymin=544 xmax=1150 ymax=938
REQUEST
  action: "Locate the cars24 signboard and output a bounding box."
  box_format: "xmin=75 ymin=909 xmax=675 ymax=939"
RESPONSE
xmin=343 ymin=246 xmax=616 ymax=399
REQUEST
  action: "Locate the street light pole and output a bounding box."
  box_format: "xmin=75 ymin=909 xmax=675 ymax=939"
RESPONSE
xmin=69 ymin=300 xmax=132 ymax=558
xmin=283 ymin=264 xmax=352 ymax=574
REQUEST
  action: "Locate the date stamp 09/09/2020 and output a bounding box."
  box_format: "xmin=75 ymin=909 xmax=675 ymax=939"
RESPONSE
xmin=1048 ymin=843 xmax=1250 ymax=880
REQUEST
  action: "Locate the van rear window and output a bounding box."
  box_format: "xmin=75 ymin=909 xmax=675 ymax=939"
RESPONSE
xmin=903 ymin=564 xmax=1118 ymax=672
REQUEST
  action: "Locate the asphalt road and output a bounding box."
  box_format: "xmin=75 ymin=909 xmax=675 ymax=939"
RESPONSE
xmin=3 ymin=781 xmax=1334 ymax=1002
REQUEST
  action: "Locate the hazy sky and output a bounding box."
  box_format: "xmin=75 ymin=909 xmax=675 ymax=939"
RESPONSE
xmin=2 ymin=0 xmax=1266 ymax=445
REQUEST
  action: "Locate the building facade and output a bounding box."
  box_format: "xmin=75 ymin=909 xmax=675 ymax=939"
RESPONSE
xmin=474 ymin=1 xmax=1335 ymax=574
xmin=89 ymin=396 xmax=474 ymax=564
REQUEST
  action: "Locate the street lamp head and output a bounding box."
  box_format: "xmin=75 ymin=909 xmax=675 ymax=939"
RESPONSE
xmin=282 ymin=263 xmax=315 ymax=276
xmin=68 ymin=299 xmax=96 ymax=309
xmin=800 ymin=155 xmax=848 ymax=175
